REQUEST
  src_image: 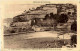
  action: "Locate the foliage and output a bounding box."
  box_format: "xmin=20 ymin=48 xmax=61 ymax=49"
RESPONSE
xmin=57 ymin=14 xmax=68 ymax=23
xmin=43 ymin=14 xmax=50 ymax=20
xmin=13 ymin=15 xmax=27 ymax=22
xmin=71 ymin=35 xmax=77 ymax=45
xmin=71 ymin=21 xmax=77 ymax=31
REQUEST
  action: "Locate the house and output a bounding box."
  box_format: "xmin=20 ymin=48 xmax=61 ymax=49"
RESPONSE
xmin=11 ymin=4 xmax=76 ymax=32
xmin=10 ymin=20 xmax=31 ymax=32
xmin=27 ymin=14 xmax=46 ymax=20
xmin=26 ymin=9 xmax=57 ymax=27
xmin=11 ymin=20 xmax=31 ymax=27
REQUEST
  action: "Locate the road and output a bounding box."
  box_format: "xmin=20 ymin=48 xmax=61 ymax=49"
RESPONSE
xmin=4 ymin=31 xmax=71 ymax=49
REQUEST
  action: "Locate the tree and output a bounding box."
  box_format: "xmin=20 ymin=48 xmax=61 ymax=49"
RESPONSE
xmin=13 ymin=16 xmax=21 ymax=22
xmin=53 ymin=14 xmax=59 ymax=20
xmin=43 ymin=14 xmax=49 ymax=20
xmin=13 ymin=15 xmax=27 ymax=22
xmin=71 ymin=35 xmax=77 ymax=46
xmin=71 ymin=21 xmax=77 ymax=31
xmin=57 ymin=14 xmax=68 ymax=23
xmin=50 ymin=13 xmax=54 ymax=19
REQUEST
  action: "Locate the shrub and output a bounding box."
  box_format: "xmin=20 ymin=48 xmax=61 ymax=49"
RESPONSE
xmin=71 ymin=21 xmax=77 ymax=31
xmin=71 ymin=35 xmax=77 ymax=45
xmin=57 ymin=14 xmax=68 ymax=23
xmin=10 ymin=30 xmax=16 ymax=33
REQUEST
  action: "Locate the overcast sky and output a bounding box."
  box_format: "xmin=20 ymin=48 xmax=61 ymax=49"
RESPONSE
xmin=3 ymin=3 xmax=76 ymax=19
xmin=4 ymin=4 xmax=42 ymax=18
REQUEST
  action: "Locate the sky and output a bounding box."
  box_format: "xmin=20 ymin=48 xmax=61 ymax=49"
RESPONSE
xmin=4 ymin=4 xmax=42 ymax=18
xmin=3 ymin=3 xmax=76 ymax=19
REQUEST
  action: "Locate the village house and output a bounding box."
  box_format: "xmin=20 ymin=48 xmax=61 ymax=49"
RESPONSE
xmin=10 ymin=4 xmax=76 ymax=32
xmin=26 ymin=6 xmax=57 ymax=25
xmin=10 ymin=20 xmax=31 ymax=32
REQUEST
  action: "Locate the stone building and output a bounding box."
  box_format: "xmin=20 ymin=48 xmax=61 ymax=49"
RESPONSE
xmin=11 ymin=4 xmax=76 ymax=32
xmin=10 ymin=20 xmax=31 ymax=32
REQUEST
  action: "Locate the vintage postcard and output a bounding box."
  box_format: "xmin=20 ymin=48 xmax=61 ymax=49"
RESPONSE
xmin=0 ymin=0 xmax=80 ymax=51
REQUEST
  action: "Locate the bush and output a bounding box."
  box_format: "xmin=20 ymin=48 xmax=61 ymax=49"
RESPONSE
xmin=57 ymin=14 xmax=68 ymax=23
xmin=71 ymin=35 xmax=77 ymax=45
xmin=10 ymin=30 xmax=16 ymax=33
xmin=71 ymin=21 xmax=77 ymax=31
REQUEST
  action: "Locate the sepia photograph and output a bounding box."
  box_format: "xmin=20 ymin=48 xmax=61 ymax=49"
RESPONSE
xmin=3 ymin=3 xmax=77 ymax=49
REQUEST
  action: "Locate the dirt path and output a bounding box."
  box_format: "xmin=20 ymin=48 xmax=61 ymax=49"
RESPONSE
xmin=25 ymin=31 xmax=58 ymax=39
xmin=23 ymin=31 xmax=71 ymax=39
xmin=4 ymin=31 xmax=71 ymax=49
